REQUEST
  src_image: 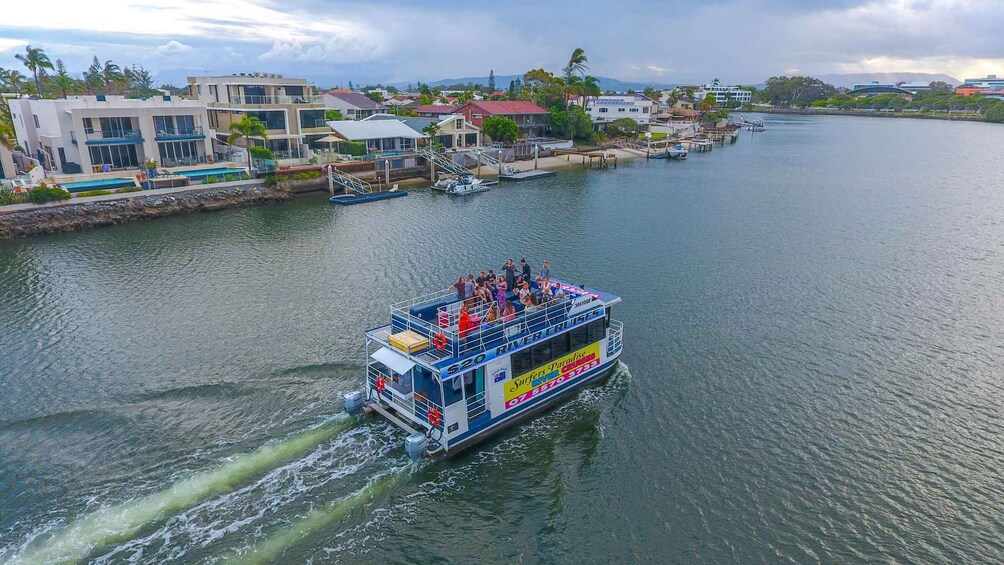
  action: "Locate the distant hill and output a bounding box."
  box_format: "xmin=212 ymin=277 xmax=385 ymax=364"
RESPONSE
xmin=390 ymin=74 xmax=677 ymax=92
xmin=816 ymin=72 xmax=960 ymax=88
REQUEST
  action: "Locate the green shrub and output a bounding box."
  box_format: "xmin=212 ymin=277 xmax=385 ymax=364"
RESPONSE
xmin=116 ymin=185 xmax=142 ymax=193
xmin=276 ymin=170 xmax=322 ymax=181
xmin=75 ymin=189 xmax=113 ymax=197
xmin=249 ymin=145 xmax=274 ymax=160
xmin=28 ymin=186 xmax=72 ymax=204
xmin=0 ymin=188 xmax=28 ymax=206
xmin=343 ymin=141 xmax=366 ymax=156
xmin=204 ymin=175 xmax=219 ymax=184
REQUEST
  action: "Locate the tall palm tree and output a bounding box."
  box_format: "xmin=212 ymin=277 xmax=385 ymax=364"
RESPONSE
xmin=227 ymin=115 xmax=268 ymax=160
xmin=15 ymin=45 xmax=54 ymax=97
xmin=581 ymin=75 xmax=600 ymax=109
xmin=564 ymin=48 xmax=589 ymax=81
xmin=1 ymin=69 xmax=27 ymax=95
xmin=101 ymin=60 xmax=123 ymax=95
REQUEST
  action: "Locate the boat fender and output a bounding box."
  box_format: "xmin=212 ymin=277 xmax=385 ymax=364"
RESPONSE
xmin=433 ymin=332 xmax=447 ymax=350
xmin=427 ymin=406 xmax=442 ymax=427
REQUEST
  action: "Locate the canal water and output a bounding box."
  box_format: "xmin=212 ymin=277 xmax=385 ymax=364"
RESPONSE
xmin=1 ymin=114 xmax=1002 ymax=563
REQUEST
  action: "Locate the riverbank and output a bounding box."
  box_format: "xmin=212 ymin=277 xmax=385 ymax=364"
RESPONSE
xmin=753 ymin=107 xmax=989 ymax=122
xmin=0 ymin=181 xmax=288 ymax=239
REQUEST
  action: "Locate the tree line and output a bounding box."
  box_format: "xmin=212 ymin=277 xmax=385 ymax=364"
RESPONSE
xmin=0 ymin=44 xmax=173 ymax=100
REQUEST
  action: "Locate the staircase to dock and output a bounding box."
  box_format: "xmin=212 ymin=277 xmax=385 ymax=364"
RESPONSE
xmin=419 ymin=148 xmax=470 ymax=176
xmin=327 ymin=166 xmax=371 ymax=194
xmin=473 ymin=150 xmax=519 ymax=176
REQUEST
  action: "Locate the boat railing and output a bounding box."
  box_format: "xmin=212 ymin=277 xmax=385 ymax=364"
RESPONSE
xmin=388 ymin=282 xmax=602 ymax=361
xmin=367 ymin=364 xmax=444 ymax=432
xmin=607 ymin=319 xmax=623 ymax=358
xmin=466 ymin=390 xmax=487 ymax=420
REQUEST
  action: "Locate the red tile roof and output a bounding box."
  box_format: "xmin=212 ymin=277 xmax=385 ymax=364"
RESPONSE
xmin=465 ymin=101 xmax=548 ymax=115
xmin=415 ymin=105 xmax=458 ymax=114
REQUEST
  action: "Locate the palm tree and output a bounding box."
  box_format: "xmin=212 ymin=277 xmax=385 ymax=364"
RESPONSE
xmin=564 ymin=48 xmax=589 ymax=81
xmin=15 ymin=45 xmax=54 ymax=97
xmin=422 ymin=121 xmax=441 ymax=147
xmin=581 ymin=75 xmax=601 ymax=109
xmin=227 ymin=114 xmax=268 ymax=160
xmin=101 ymin=60 xmax=123 ymax=95
xmin=2 ymin=69 xmax=28 ymax=95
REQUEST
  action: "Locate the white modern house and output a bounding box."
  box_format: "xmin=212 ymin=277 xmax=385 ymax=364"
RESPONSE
xmin=696 ymin=80 xmax=752 ymax=106
xmin=187 ymin=74 xmax=329 ymax=160
xmin=8 ymin=95 xmax=212 ymax=174
xmin=364 ymin=114 xmax=482 ymax=149
xmin=578 ymin=94 xmax=658 ymax=131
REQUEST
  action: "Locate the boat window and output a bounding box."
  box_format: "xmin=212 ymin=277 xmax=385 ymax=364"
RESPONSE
xmin=569 ymin=325 xmax=590 ymax=350
xmin=531 ymin=341 xmax=552 ymax=367
xmin=511 ymin=349 xmax=533 ymax=375
xmin=587 ymin=319 xmax=605 ymax=343
xmin=551 ymin=331 xmax=570 ymax=359
xmin=444 ymin=375 xmax=465 ymax=406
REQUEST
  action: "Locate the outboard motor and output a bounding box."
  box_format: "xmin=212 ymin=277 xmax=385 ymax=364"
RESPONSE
xmin=404 ymin=432 xmax=429 ymax=460
xmin=342 ymin=390 xmax=364 ymax=415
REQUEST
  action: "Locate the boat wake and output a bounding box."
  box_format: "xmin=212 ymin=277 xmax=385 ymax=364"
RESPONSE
xmin=5 ymin=414 xmax=358 ymax=565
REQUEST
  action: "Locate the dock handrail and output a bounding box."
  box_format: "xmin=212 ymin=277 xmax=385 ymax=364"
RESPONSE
xmin=327 ymin=165 xmax=371 ymax=194
xmin=607 ymin=319 xmax=623 ymax=357
xmin=419 ymin=148 xmax=469 ymax=176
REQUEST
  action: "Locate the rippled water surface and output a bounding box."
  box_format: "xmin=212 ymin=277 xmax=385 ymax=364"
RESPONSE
xmin=2 ymin=114 xmax=1003 ymax=563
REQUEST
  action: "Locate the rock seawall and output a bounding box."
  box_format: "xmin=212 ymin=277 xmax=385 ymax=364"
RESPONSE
xmin=0 ymin=183 xmax=290 ymax=239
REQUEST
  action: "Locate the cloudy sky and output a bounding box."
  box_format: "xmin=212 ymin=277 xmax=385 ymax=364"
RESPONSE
xmin=1 ymin=0 xmax=1001 ymax=87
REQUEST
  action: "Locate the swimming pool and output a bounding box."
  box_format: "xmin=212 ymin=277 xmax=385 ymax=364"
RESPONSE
xmin=61 ymin=178 xmax=137 ymax=192
xmin=174 ymin=168 xmax=247 ymax=180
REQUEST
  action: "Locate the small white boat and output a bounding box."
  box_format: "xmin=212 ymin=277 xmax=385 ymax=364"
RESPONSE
xmin=435 ymin=172 xmax=489 ymax=195
xmin=668 ymin=144 xmax=688 ymax=159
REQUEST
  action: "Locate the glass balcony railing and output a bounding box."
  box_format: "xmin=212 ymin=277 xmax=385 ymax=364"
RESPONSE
xmin=84 ymin=129 xmax=142 ymax=141
xmin=229 ymin=95 xmax=323 ymax=105
xmin=155 ymin=127 xmax=204 ymax=138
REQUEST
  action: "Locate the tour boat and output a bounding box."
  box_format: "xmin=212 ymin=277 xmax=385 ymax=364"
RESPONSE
xmin=431 ymin=172 xmax=489 ymax=195
xmin=343 ymin=278 xmax=624 ymax=458
xmin=668 ymin=144 xmax=688 ymax=159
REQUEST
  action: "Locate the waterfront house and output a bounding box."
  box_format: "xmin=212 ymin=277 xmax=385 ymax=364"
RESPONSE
xmin=696 ymin=80 xmax=752 ymax=107
xmin=575 ymin=94 xmax=657 ymax=132
xmin=0 ymin=145 xmax=16 ymax=182
xmin=321 ymin=90 xmax=385 ymax=120
xmin=187 ymin=74 xmax=328 ymax=161
xmin=364 ymin=114 xmax=482 ymax=148
xmin=451 ymin=101 xmax=549 ymax=139
xmin=8 ymin=95 xmax=212 ymax=174
xmin=962 ymin=74 xmax=1004 ymax=90
xmin=325 ymin=119 xmax=426 ymax=153
xmin=415 ymin=105 xmax=459 ymax=118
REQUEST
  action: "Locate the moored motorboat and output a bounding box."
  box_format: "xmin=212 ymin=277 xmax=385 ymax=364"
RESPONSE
xmin=668 ymin=144 xmax=688 ymax=159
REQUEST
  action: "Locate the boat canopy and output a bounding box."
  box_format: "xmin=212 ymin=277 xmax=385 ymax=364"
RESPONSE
xmin=370 ymin=346 xmax=417 ymax=374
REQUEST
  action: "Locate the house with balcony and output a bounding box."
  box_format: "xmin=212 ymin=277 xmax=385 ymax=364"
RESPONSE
xmin=695 ymin=80 xmax=752 ymax=107
xmin=364 ymin=113 xmax=482 ymax=149
xmin=414 ymin=105 xmax=460 ymax=118
xmin=7 ymin=94 xmax=212 ymax=174
xmin=576 ymin=94 xmax=657 ymax=132
xmin=451 ymin=101 xmax=548 ymax=140
xmin=321 ymin=90 xmax=385 ymax=120
xmin=187 ymin=74 xmax=329 ymax=161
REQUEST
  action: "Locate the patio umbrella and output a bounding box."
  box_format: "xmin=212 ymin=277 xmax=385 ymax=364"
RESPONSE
xmin=315 ymin=134 xmax=344 ymax=153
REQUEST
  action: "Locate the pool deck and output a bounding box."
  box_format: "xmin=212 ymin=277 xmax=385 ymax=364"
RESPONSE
xmin=0 ymin=179 xmax=267 ymax=215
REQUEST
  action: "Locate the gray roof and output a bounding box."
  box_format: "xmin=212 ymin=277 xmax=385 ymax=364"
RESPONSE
xmin=326 ymin=119 xmax=426 ymax=141
xmin=326 ymin=91 xmax=384 ymax=109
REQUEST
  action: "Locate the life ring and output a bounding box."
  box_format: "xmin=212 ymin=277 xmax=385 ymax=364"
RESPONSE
xmin=427 ymin=406 xmax=442 ymax=427
xmin=374 ymin=375 xmax=387 ymax=392
xmin=433 ymin=332 xmax=447 ymax=350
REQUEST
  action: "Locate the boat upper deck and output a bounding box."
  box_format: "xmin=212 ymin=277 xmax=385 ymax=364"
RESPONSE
xmin=366 ymin=278 xmax=620 ymax=375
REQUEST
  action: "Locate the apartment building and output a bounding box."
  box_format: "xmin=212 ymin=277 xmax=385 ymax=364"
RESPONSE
xmin=8 ymin=95 xmax=212 ymax=173
xmin=187 ymin=74 xmax=329 ymax=159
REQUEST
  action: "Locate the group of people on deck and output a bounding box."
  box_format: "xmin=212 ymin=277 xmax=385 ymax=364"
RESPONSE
xmin=451 ymin=259 xmax=563 ymax=338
